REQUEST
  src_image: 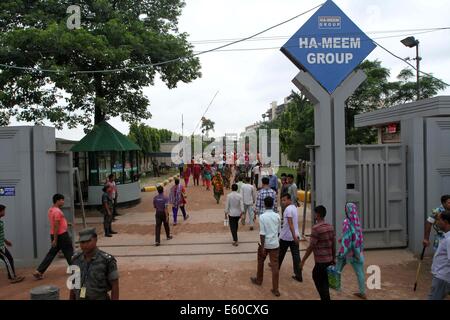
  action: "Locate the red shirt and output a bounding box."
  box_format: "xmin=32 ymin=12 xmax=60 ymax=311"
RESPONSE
xmin=310 ymin=221 xmax=335 ymax=263
xmin=48 ymin=207 xmax=68 ymax=235
xmin=193 ymin=165 xmax=201 ymax=176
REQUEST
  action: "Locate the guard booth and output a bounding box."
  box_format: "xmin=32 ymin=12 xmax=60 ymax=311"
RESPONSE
xmin=353 ymin=96 xmax=450 ymax=254
xmin=0 ymin=126 xmax=74 ymax=267
xmin=71 ymin=121 xmax=141 ymax=206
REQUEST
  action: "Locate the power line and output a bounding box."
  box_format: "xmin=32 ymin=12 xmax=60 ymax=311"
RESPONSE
xmin=191 ymin=90 xmax=220 ymax=136
xmin=373 ymin=40 xmax=450 ymax=87
xmin=190 ymin=27 xmax=450 ymax=45
xmin=0 ymin=3 xmax=324 ymax=75
xmin=194 ymin=28 xmax=450 ymax=53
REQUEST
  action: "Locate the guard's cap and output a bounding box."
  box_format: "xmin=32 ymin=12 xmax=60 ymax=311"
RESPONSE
xmin=78 ymin=227 xmax=97 ymax=242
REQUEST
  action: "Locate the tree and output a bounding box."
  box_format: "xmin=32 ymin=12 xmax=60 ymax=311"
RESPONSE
xmin=346 ymin=60 xmax=446 ymax=144
xmin=261 ymin=91 xmax=314 ymax=161
xmin=264 ymin=60 xmax=447 ymax=161
xmin=0 ymin=0 xmax=201 ymax=129
xmin=128 ymin=123 xmax=176 ymax=172
xmin=200 ymin=117 xmax=215 ymax=138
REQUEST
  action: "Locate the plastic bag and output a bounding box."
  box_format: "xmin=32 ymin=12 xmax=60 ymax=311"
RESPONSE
xmin=327 ymin=265 xmax=341 ymax=291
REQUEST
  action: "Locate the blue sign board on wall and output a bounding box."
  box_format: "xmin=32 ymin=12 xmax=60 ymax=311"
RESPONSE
xmin=0 ymin=186 xmax=15 ymax=196
xmin=281 ymin=0 xmax=376 ymax=93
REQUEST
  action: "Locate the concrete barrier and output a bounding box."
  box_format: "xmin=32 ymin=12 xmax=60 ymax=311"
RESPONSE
xmin=297 ymin=190 xmax=311 ymax=203
xmin=142 ymin=175 xmax=180 ymax=192
xmin=142 ymin=186 xmax=157 ymax=192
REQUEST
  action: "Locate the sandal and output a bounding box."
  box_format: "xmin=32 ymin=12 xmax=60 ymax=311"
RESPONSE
xmin=10 ymin=276 xmax=25 ymax=284
xmin=250 ymin=277 xmax=261 ymax=286
xmin=32 ymin=272 xmax=43 ymax=280
xmin=353 ymin=293 xmax=367 ymax=300
xmin=271 ymin=289 xmax=281 ymax=297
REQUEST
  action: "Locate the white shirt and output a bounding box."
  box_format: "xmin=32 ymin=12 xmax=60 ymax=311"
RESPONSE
xmin=240 ymin=183 xmax=256 ymax=205
xmin=225 ymin=192 xmax=244 ymax=217
xmin=431 ymin=231 xmax=450 ymax=283
xmin=252 ymin=165 xmax=260 ymax=175
xmin=259 ymin=209 xmax=281 ymax=249
xmin=280 ymin=204 xmax=299 ymax=241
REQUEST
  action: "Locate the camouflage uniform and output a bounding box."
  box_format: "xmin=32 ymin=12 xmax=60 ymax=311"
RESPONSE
xmin=428 ymin=206 xmax=445 ymax=251
xmin=101 ymin=191 xmax=113 ymax=235
xmin=71 ymin=248 xmax=119 ymax=300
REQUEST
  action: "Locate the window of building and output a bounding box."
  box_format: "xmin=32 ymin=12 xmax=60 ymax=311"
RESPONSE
xmin=97 ymin=151 xmax=112 ymax=185
xmin=111 ymin=151 xmax=124 ymax=185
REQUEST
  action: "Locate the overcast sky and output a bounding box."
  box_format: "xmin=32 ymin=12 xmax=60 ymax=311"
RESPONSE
xmin=10 ymin=0 xmax=450 ymax=140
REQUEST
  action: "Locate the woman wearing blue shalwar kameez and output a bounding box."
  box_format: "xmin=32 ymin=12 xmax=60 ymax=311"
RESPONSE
xmin=336 ymin=202 xmax=367 ymax=300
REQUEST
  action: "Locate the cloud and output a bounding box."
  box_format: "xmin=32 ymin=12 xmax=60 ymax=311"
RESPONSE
xmin=8 ymin=0 xmax=450 ymax=140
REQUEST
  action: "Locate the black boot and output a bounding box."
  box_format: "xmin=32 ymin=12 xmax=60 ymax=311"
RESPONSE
xmin=104 ymin=228 xmax=112 ymax=237
xmin=110 ymin=229 xmax=118 ymax=234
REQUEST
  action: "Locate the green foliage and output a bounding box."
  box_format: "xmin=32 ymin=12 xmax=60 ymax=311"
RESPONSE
xmin=128 ymin=123 xmax=175 ymax=154
xmin=200 ymin=117 xmax=215 ymax=137
xmin=0 ymin=0 xmax=201 ymax=128
xmin=261 ymin=91 xmax=314 ymax=161
xmin=264 ymin=59 xmax=447 ymax=161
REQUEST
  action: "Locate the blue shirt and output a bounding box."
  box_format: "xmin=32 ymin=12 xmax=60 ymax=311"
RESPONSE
xmin=153 ymin=193 xmax=168 ymax=212
xmin=269 ymin=175 xmax=278 ymax=191
xmin=431 ymin=231 xmax=450 ymax=283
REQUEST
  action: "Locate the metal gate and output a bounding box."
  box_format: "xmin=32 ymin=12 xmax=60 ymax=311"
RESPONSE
xmin=425 ymin=118 xmax=450 ymax=215
xmin=345 ymin=144 xmax=407 ymax=249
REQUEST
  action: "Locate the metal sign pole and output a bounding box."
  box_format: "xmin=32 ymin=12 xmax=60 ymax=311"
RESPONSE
xmin=301 ymin=162 xmax=309 ymax=239
xmin=292 ymin=69 xmax=366 ymax=241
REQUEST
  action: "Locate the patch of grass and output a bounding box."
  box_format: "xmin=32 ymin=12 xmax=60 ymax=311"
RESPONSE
xmin=275 ymin=166 xmax=296 ymax=176
xmin=139 ymin=168 xmax=178 ymax=188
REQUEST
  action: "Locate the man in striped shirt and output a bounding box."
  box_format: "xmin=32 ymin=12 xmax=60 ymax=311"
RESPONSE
xmin=301 ymin=205 xmax=336 ymax=300
xmin=255 ymin=177 xmax=278 ymax=217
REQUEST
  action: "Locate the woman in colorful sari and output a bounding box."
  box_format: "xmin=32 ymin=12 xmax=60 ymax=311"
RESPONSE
xmin=183 ymin=165 xmax=191 ymax=187
xmin=336 ymin=202 xmax=367 ymax=300
xmin=204 ymin=164 xmax=212 ymax=191
xmin=211 ymin=172 xmax=224 ymax=204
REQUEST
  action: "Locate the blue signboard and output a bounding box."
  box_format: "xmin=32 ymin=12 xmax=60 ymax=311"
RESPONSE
xmin=281 ymin=0 xmax=376 ymax=93
xmin=0 ymin=186 xmax=15 ymax=196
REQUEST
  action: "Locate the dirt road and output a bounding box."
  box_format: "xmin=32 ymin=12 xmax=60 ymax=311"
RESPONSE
xmin=0 ymin=180 xmax=441 ymax=300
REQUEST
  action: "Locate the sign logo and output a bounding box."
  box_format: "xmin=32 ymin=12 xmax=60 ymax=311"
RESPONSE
xmin=319 ymin=16 xmax=341 ymax=29
xmin=281 ymin=0 xmax=376 ymax=93
xmin=0 ymin=187 xmax=15 ymax=196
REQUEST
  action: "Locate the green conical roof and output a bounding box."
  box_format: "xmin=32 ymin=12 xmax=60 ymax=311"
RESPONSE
xmin=71 ymin=121 xmax=141 ymax=152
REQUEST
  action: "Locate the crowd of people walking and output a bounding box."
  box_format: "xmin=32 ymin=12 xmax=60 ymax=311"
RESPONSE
xmin=0 ymin=154 xmax=448 ymax=302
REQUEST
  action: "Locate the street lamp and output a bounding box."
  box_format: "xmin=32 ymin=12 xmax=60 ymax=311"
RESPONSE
xmin=401 ymin=36 xmax=421 ymax=100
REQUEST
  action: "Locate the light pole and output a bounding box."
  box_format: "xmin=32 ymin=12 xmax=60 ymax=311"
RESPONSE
xmin=401 ymin=36 xmax=421 ymax=101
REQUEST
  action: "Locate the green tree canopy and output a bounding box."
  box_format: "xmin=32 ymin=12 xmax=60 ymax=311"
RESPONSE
xmin=0 ymin=0 xmax=201 ymax=129
xmin=128 ymin=123 xmax=176 ymax=154
xmin=264 ymin=60 xmax=447 ymax=161
xmin=200 ymin=117 xmax=215 ymax=137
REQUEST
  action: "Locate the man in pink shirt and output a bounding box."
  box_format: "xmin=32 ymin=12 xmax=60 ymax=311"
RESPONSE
xmin=33 ymin=194 xmax=74 ymax=280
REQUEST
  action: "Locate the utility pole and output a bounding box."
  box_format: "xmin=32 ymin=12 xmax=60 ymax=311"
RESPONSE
xmin=416 ymin=43 xmax=421 ymax=101
xmin=401 ymin=36 xmax=421 ymax=101
xmin=182 ymin=114 xmax=184 ymax=140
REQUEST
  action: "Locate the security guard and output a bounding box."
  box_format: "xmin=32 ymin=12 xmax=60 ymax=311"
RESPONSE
xmin=70 ymin=228 xmax=119 ymax=300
